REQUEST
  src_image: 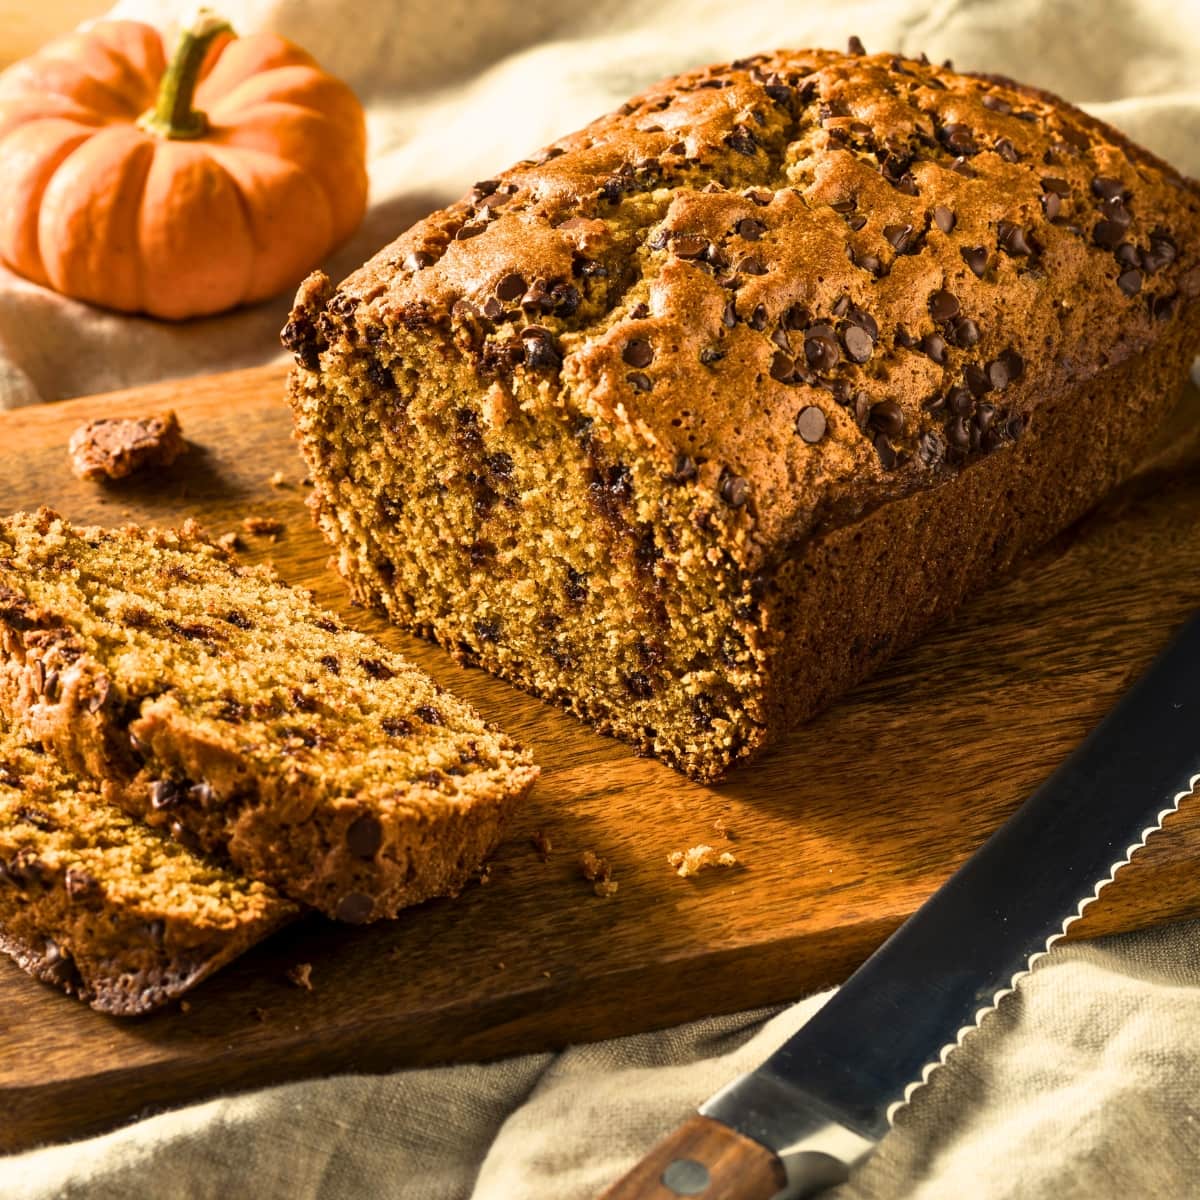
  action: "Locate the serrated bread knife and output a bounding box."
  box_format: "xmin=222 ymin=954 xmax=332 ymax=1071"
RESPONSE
xmin=600 ymin=610 xmax=1200 ymax=1200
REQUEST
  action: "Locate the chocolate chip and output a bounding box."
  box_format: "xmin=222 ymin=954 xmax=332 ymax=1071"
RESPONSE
xmin=948 ymin=317 xmax=980 ymax=348
xmin=1092 ymin=220 xmax=1126 ymax=250
xmin=414 ymin=705 xmax=444 ymax=726
xmin=846 ymin=307 xmax=878 ymax=339
xmin=382 ymin=716 xmax=414 ymax=737
xmin=623 ymin=672 xmax=653 ymax=699
xmin=950 ymin=156 xmax=977 ymax=178
xmin=626 ymin=371 xmax=653 ymax=392
xmin=853 ymin=251 xmax=882 ymax=275
xmin=981 ymin=93 xmax=1012 ymax=114
xmin=962 ymin=245 xmax=988 ymax=277
xmin=623 ymin=338 xmax=654 ymax=367
xmin=770 ymin=351 xmax=795 ymax=382
xmin=699 ymin=347 xmax=725 ymax=365
xmin=933 ymin=205 xmax=956 ymax=234
xmin=738 ymin=256 xmax=767 ymax=276
xmin=885 ymin=223 xmax=917 ymax=253
xmin=1118 ymin=269 xmax=1143 ymax=296
xmin=895 ymin=326 xmax=915 ymax=349
xmin=672 ymin=233 xmax=709 ymax=259
xmin=725 ymin=126 xmax=759 ymax=156
xmin=1144 ymin=232 xmax=1177 ymax=273
xmin=404 ymin=250 xmax=434 ymax=271
xmin=987 ymin=358 xmax=1014 ymax=390
xmin=496 ymin=273 xmax=526 ymax=301
xmin=997 ymin=221 xmax=1033 ymax=256
xmin=520 ymin=327 xmax=562 ymax=370
xmin=848 ymin=214 xmax=868 ymax=231
xmin=805 ymin=334 xmax=840 ymax=372
xmin=1091 ymin=176 xmax=1129 ymax=202
xmin=1042 ymin=176 xmax=1071 ymax=196
xmin=1041 ymin=190 xmax=1062 ymax=221
xmin=336 ymin=893 xmax=374 ymax=924
xmin=359 ymin=658 xmax=394 ymax=681
xmin=64 ymin=866 xmax=99 ymax=900
xmin=737 ymin=217 xmax=766 ymax=240
xmin=719 ymin=472 xmax=749 ymax=507
xmin=149 ymin=780 xmax=184 ymax=810
xmin=722 ymin=299 xmax=738 ymax=328
xmin=795 ymin=406 xmax=827 ymax=444
xmin=964 ymin=363 xmax=993 ymax=396
xmin=847 ymin=34 xmax=866 ymax=55
xmin=346 ymin=814 xmax=383 ymax=860
xmin=670 ymin=453 xmax=698 ymax=482
xmin=1151 ymin=292 xmax=1179 ymax=321
xmin=1101 ymin=197 xmax=1132 ymax=228
xmin=940 ymin=123 xmax=977 ymax=155
xmin=975 ymin=402 xmax=997 ymax=433
xmin=994 ymin=138 xmax=1020 ymax=163
xmin=947 ymin=385 xmax=973 ymax=416
xmin=929 ymin=290 xmax=960 ymax=322
xmin=749 ymin=304 xmax=768 ymax=332
xmin=948 ymin=415 xmax=972 ymax=449
xmin=843 ymin=325 xmax=874 ymax=363
xmin=874 ymin=435 xmax=898 ymax=470
xmin=868 ymin=399 xmax=904 ymax=437
xmin=41 ymin=939 xmax=78 ymax=988
xmin=921 ymin=333 xmax=948 ymax=365
xmin=16 ymin=805 xmax=55 ymax=831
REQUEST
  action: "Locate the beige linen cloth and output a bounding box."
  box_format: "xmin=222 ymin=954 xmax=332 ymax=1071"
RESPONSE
xmin=3 ymin=1 xmax=1200 ymax=1197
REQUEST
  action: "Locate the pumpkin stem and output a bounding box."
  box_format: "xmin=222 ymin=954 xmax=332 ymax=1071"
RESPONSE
xmin=139 ymin=10 xmax=233 ymax=140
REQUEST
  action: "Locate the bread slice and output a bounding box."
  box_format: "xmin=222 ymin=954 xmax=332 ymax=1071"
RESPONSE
xmin=0 ymin=510 xmax=539 ymax=922
xmin=0 ymin=717 xmax=296 ymax=1015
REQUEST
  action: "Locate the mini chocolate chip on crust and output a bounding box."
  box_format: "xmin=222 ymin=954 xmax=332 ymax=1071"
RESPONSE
xmin=736 ymin=217 xmax=766 ymax=240
xmin=520 ymin=327 xmax=562 ymax=370
xmin=149 ymin=779 xmax=186 ymax=810
xmin=947 ymin=385 xmax=973 ymax=416
xmin=738 ymin=256 xmax=768 ymax=276
xmin=847 ymin=34 xmax=866 ymax=55
xmin=719 ymin=472 xmax=750 ymax=508
xmin=1041 ymin=190 xmax=1062 ymax=221
xmin=346 ymin=814 xmax=383 ymax=860
xmin=382 ymin=716 xmax=414 ymax=737
xmin=874 ymin=435 xmax=898 ymax=470
xmin=795 ymin=406 xmax=827 ymax=444
xmin=1118 ymin=268 xmax=1143 ymax=296
xmin=626 ymin=371 xmax=653 ymax=392
xmin=948 ymin=317 xmax=980 ymax=348
xmin=843 ymin=325 xmax=874 ymax=363
xmin=1093 ymin=220 xmax=1126 ymax=249
xmin=981 ymin=93 xmax=1012 ymax=114
xmin=359 ymin=657 xmax=394 ymax=681
xmin=623 ymin=339 xmax=654 ymax=367
xmin=933 ymin=205 xmax=956 ymax=234
xmin=962 ymin=246 xmax=988 ymax=277
xmin=868 ymin=400 xmax=905 ymax=438
xmin=804 ymin=334 xmax=840 ymax=372
xmin=929 ymin=290 xmax=960 ymax=322
xmin=770 ymin=351 xmax=795 ymax=382
xmin=921 ymin=333 xmax=948 ymax=365
xmin=414 ymin=705 xmax=444 ymax=726
xmin=336 ymin=893 xmax=374 ymax=924
xmin=1091 ymin=176 xmax=1129 ymax=202
xmin=884 ymin=223 xmax=917 ymax=253
xmin=997 ymin=221 xmax=1033 ymax=256
xmin=495 ymin=273 xmax=526 ymax=301
xmin=64 ymin=866 xmax=99 ymax=900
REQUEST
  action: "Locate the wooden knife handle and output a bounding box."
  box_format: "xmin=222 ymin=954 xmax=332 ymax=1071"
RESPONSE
xmin=598 ymin=1114 xmax=786 ymax=1200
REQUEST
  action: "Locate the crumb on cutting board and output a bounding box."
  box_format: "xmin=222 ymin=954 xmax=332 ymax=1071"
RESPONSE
xmin=217 ymin=531 xmax=242 ymax=553
xmin=68 ymin=412 xmax=187 ymax=482
xmin=242 ymin=515 xmax=284 ymax=538
xmin=579 ymin=849 xmax=618 ymax=897
xmin=668 ymin=844 xmax=738 ymax=878
xmin=286 ymin=962 xmax=314 ymax=991
xmin=268 ymin=470 xmax=288 ymax=488
xmin=531 ymin=829 xmax=552 ymax=861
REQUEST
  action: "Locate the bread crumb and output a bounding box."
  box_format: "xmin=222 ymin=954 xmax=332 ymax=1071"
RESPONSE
xmin=253 ymin=1007 xmax=269 ymax=1023
xmin=531 ymin=829 xmax=552 ymax=861
xmin=593 ymin=879 xmax=619 ymax=898
xmin=286 ymin=962 xmax=314 ymax=991
xmin=478 ymin=864 xmax=492 ymax=886
xmin=179 ymin=999 xmax=191 ymax=1013
xmin=578 ymin=849 xmax=610 ymax=882
xmin=542 ymin=970 xmax=551 ymax=978
xmin=68 ymin=411 xmax=187 ymax=482
xmin=268 ymin=471 xmax=288 ymax=488
xmin=242 ymin=516 xmax=284 ymax=537
xmin=713 ymin=817 xmax=735 ymax=840
xmin=217 ymin=532 xmax=241 ymax=554
xmin=495 ymin=961 xmax=506 ymax=971
xmin=668 ymin=844 xmax=739 ymax=878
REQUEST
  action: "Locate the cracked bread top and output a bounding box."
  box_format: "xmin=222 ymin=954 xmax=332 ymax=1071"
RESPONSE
xmin=285 ymin=44 xmax=1200 ymax=567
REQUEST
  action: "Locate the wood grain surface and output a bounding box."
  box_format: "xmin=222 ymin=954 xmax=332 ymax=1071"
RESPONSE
xmin=1 ymin=363 xmax=1199 ymax=1153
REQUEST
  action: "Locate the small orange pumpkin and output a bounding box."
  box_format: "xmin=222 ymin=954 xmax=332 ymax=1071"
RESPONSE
xmin=0 ymin=12 xmax=367 ymax=319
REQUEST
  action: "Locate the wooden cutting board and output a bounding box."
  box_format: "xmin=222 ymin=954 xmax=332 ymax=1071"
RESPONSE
xmin=2 ymin=363 xmax=1200 ymax=1153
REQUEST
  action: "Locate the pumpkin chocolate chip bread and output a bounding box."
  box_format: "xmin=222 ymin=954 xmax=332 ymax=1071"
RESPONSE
xmin=285 ymin=43 xmax=1200 ymax=782
xmin=0 ymin=510 xmax=539 ymax=922
xmin=0 ymin=717 xmax=296 ymax=1015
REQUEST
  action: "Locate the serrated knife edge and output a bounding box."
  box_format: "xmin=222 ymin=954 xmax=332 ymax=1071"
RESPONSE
xmin=887 ymin=769 xmax=1200 ymax=1126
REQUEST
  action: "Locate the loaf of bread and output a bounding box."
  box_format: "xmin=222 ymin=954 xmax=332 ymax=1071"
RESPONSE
xmin=285 ymin=44 xmax=1200 ymax=781
xmin=0 ymin=510 xmax=538 ymax=921
xmin=0 ymin=717 xmax=296 ymax=1014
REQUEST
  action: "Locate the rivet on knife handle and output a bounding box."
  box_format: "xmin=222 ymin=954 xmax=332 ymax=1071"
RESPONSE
xmin=597 ymin=1114 xmax=786 ymax=1199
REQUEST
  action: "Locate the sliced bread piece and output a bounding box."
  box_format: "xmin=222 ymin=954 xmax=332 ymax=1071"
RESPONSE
xmin=0 ymin=510 xmax=539 ymax=923
xmin=0 ymin=717 xmax=296 ymax=1015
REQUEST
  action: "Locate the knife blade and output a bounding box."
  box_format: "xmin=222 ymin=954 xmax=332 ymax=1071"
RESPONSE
xmin=599 ymin=610 xmax=1200 ymax=1200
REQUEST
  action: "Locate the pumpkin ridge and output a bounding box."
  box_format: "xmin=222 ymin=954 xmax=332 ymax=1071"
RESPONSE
xmin=214 ymin=156 xmax=265 ymax=306
xmin=5 ymin=52 xmax=144 ymax=123
xmin=54 ymin=26 xmax=158 ymax=115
